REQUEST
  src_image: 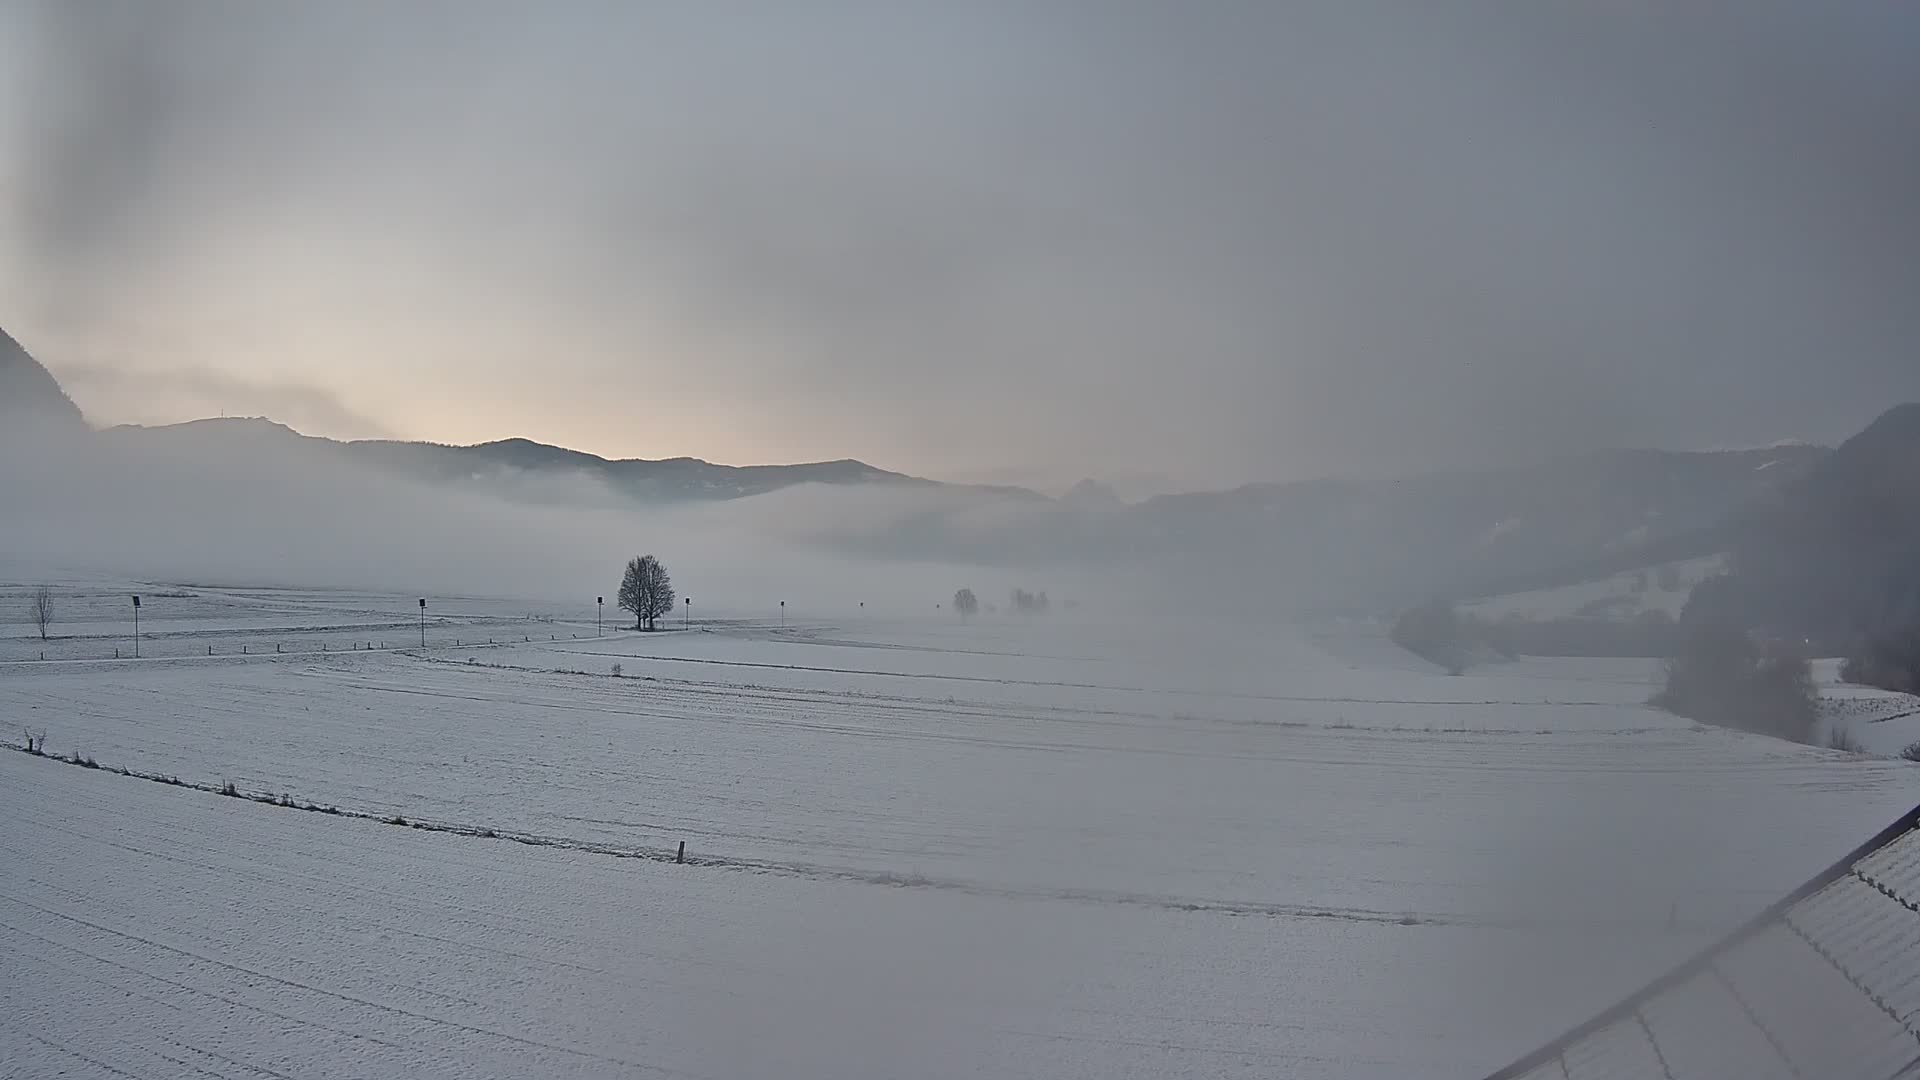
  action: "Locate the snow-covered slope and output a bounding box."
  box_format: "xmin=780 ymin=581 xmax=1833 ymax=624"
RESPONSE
xmin=1465 ymin=555 xmax=1725 ymax=623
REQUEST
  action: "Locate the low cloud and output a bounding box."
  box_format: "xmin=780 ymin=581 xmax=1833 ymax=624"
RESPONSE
xmin=0 ymin=424 xmax=1078 ymax=618
xmin=53 ymin=363 xmax=396 ymax=440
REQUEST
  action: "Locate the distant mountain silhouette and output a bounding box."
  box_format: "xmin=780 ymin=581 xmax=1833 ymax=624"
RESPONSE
xmin=0 ymin=327 xmax=86 ymax=430
xmin=1691 ymin=403 xmax=1920 ymax=645
xmin=17 ymin=328 xmax=1889 ymax=620
xmin=1060 ymin=478 xmax=1124 ymax=508
xmin=1114 ymin=446 xmax=1828 ymax=612
xmin=798 ymin=443 xmax=1829 ymax=615
xmin=100 ymin=416 xmax=1045 ymax=503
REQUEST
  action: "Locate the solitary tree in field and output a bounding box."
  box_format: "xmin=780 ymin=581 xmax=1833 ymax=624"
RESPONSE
xmin=619 ymin=555 xmax=675 ymax=630
xmin=952 ymin=588 xmax=978 ymax=618
xmin=30 ymin=585 xmax=53 ymax=641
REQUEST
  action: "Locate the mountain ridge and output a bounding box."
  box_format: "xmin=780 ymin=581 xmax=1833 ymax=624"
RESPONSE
xmin=96 ymin=415 xmax=1050 ymax=503
xmin=18 ymin=326 xmax=1912 ymax=621
xmin=0 ymin=326 xmax=87 ymax=430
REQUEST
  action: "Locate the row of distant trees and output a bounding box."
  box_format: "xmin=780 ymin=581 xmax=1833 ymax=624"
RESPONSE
xmin=951 ymin=587 xmax=1052 ymax=618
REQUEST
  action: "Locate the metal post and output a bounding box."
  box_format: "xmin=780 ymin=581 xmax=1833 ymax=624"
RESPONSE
xmin=780 ymin=600 xmax=785 ymax=627
xmin=597 ymin=597 xmax=603 ymax=636
xmin=131 ymin=595 xmax=140 ymax=658
xmin=418 ymin=598 xmax=426 ymax=649
xmin=684 ymin=596 xmax=689 ymax=630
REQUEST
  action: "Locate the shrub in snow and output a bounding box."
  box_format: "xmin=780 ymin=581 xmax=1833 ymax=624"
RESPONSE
xmin=1653 ymin=618 xmax=1817 ymax=744
xmin=1389 ymin=599 xmax=1493 ymax=674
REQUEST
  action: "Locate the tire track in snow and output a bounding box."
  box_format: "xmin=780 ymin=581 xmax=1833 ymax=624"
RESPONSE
xmin=510 ymin=649 xmax=1633 ymax=707
xmin=1 ymin=891 xmax=712 ymax=1079
xmin=0 ymin=916 xmax=421 ymax=1054
xmin=21 ymin=1032 xmax=148 ymax=1079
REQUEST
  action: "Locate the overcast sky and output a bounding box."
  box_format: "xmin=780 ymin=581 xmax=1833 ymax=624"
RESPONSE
xmin=3 ymin=3 xmax=1916 ymax=494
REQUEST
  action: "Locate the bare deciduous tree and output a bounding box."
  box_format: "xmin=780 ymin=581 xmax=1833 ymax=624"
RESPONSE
xmin=30 ymin=585 xmax=53 ymax=641
xmin=952 ymin=588 xmax=978 ymax=618
xmin=618 ymin=555 xmax=675 ymax=631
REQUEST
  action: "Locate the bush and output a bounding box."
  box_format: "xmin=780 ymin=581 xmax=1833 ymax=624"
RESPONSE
xmin=1901 ymin=741 xmax=1920 ymax=763
xmin=1653 ymin=618 xmax=1817 ymax=743
xmin=1391 ymin=600 xmax=1476 ymax=674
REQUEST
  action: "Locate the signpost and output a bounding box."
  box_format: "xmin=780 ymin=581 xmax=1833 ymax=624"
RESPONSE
xmin=684 ymin=596 xmax=690 ymax=630
xmin=597 ymin=596 xmax=603 ymax=637
xmin=418 ymin=598 xmax=427 ymax=649
xmin=131 ymin=595 xmax=141 ymax=658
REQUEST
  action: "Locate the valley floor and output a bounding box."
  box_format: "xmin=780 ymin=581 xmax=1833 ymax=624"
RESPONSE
xmin=3 ymin=584 xmax=1916 ymax=1078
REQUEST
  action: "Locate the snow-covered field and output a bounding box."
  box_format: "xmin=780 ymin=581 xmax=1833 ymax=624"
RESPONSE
xmin=4 ymin=582 xmax=1917 ymax=1078
xmin=1814 ymin=658 xmax=1920 ymax=757
xmin=1463 ymin=555 xmax=1725 ymax=623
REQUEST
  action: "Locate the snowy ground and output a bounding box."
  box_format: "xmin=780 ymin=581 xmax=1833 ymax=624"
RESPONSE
xmin=1463 ymin=555 xmax=1725 ymax=623
xmin=4 ymin=582 xmax=1918 ymax=1077
xmin=1814 ymin=657 xmax=1920 ymax=757
xmin=0 ymin=578 xmax=603 ymax=663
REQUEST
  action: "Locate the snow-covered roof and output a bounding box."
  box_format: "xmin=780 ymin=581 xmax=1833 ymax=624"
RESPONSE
xmin=1487 ymin=804 xmax=1920 ymax=1080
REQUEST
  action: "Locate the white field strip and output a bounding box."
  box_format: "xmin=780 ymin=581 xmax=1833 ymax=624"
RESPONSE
xmin=5 ymin=619 xmax=1914 ymax=930
xmin=0 ymin=749 xmax=1704 ymax=1080
xmin=0 ymin=581 xmax=608 ymax=663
